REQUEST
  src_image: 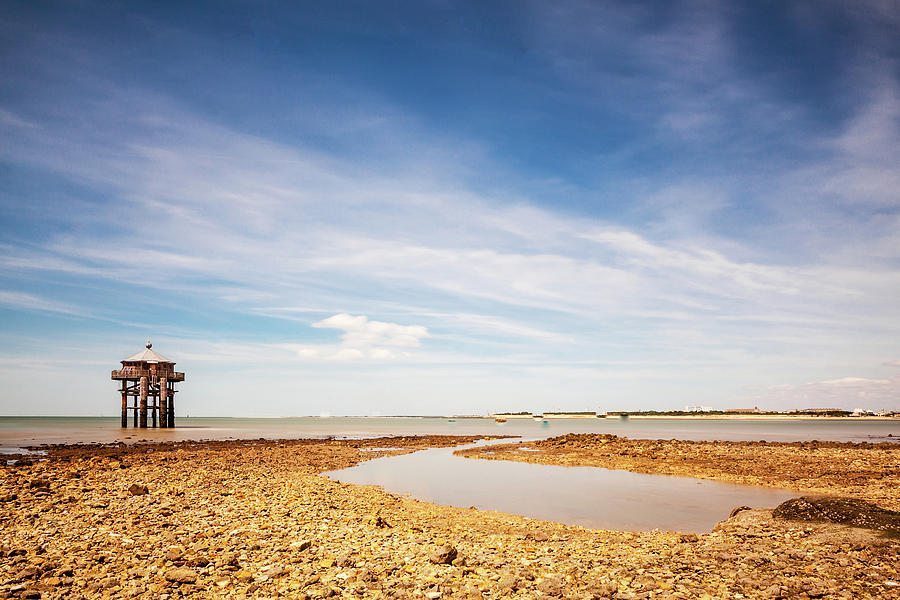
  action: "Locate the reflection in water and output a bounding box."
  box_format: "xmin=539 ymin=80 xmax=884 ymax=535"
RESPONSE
xmin=323 ymin=441 xmax=798 ymax=533
xmin=0 ymin=447 xmax=47 ymax=455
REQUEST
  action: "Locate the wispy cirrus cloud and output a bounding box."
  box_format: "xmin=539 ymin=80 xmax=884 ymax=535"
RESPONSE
xmin=2 ymin=91 xmax=899 ymax=359
xmin=1 ymin=1 xmax=899 ymax=414
xmin=0 ymin=291 xmax=83 ymax=316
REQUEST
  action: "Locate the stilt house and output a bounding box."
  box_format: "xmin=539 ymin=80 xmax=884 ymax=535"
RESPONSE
xmin=111 ymin=341 xmax=185 ymax=428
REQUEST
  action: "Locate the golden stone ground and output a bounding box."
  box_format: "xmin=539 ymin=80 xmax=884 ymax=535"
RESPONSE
xmin=1 ymin=436 xmax=898 ymax=600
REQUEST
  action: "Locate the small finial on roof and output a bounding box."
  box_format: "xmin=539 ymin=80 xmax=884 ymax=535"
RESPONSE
xmin=146 ymin=339 xmax=152 ymax=349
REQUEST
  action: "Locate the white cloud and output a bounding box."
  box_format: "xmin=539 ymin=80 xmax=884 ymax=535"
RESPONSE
xmin=270 ymin=314 xmax=430 ymax=361
xmin=328 ymin=348 xmax=367 ymax=361
xmin=312 ymin=313 xmax=429 ymax=348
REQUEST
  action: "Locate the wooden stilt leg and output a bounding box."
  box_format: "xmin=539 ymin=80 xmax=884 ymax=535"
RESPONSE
xmin=120 ymin=380 xmax=127 ymax=427
xmin=160 ymin=378 xmax=168 ymax=429
xmin=151 ymin=385 xmax=157 ymax=428
xmin=139 ymin=376 xmax=148 ymax=428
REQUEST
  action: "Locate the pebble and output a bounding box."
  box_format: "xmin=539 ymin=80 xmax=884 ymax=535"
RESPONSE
xmin=428 ymin=544 xmax=458 ymax=565
xmin=127 ymin=482 xmax=149 ymax=496
xmin=164 ymin=567 xmax=198 ymax=584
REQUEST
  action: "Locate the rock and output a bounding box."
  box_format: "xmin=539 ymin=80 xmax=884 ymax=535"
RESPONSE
xmin=425 ymin=592 xmax=442 ymax=599
xmin=164 ymin=568 xmax=197 ymax=584
xmin=805 ymin=581 xmax=828 ymax=598
xmin=28 ymin=478 xmax=50 ymax=489
xmin=188 ymin=554 xmax=209 ymax=567
xmin=429 ymin=544 xmax=458 ymax=565
xmin=235 ymin=570 xmax=254 ymax=583
xmin=497 ymin=574 xmax=518 ymax=591
xmin=22 ymin=590 xmax=41 ymax=599
xmin=729 ymin=505 xmax=752 ymax=518
xmin=587 ymin=581 xmax=618 ymax=597
xmin=537 ymin=576 xmax=567 ymax=596
xmin=259 ymin=564 xmax=286 ymax=578
xmin=15 ymin=565 xmax=41 ymax=580
xmin=773 ymin=496 xmax=900 ymax=536
xmin=633 ymin=574 xmax=657 ymax=589
xmin=128 ymin=483 xmax=149 ymax=496
xmin=291 ymin=540 xmax=313 ymax=551
xmin=372 ymin=515 xmax=391 ymax=528
xmin=678 ymin=533 xmax=699 ymax=543
xmin=164 ymin=547 xmax=183 ymax=562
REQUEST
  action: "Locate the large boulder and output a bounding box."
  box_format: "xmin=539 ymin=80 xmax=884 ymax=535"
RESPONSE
xmin=773 ymin=496 xmax=900 ymax=537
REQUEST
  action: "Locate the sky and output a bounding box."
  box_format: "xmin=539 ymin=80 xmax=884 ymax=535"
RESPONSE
xmin=1 ymin=0 xmax=899 ymax=416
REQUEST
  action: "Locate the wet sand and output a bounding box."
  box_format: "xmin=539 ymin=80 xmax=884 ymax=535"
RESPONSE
xmin=2 ymin=436 xmax=899 ymax=599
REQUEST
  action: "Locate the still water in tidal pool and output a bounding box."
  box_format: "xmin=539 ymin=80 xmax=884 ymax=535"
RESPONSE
xmin=323 ymin=440 xmax=799 ymax=533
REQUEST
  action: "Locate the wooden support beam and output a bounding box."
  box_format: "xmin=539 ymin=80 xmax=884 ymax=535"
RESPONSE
xmin=120 ymin=380 xmax=127 ymax=428
xmin=139 ymin=376 xmax=148 ymax=428
xmin=151 ymin=382 xmax=158 ymax=428
xmin=168 ymin=388 xmax=175 ymax=428
xmin=160 ymin=377 xmax=168 ymax=429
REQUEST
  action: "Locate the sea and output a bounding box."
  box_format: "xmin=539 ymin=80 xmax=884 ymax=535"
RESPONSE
xmin=1 ymin=415 xmax=897 ymax=450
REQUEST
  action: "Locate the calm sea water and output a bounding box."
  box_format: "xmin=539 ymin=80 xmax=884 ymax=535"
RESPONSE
xmin=1 ymin=415 xmax=897 ymax=448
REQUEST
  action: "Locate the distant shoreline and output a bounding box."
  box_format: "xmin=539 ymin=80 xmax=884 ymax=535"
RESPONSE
xmin=616 ymin=414 xmax=899 ymax=420
xmin=490 ymin=414 xmax=899 ymax=421
xmin=2 ymin=414 xmax=898 ymax=420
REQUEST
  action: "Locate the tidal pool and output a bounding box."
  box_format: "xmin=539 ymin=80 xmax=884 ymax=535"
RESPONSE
xmin=323 ymin=440 xmax=799 ymax=533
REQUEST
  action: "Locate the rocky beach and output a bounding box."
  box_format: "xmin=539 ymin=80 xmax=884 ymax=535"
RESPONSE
xmin=2 ymin=435 xmax=899 ymax=600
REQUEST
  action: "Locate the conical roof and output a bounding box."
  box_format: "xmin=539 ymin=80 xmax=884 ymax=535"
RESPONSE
xmin=122 ymin=341 xmax=174 ymax=364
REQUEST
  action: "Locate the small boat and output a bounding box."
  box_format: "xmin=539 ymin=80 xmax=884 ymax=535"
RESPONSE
xmin=495 ymin=417 xmax=507 ymax=423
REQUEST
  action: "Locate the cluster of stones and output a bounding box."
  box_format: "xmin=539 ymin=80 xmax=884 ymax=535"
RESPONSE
xmin=1 ymin=435 xmax=899 ymax=599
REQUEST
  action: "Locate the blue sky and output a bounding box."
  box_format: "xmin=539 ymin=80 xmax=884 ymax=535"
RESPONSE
xmin=1 ymin=1 xmax=899 ymax=416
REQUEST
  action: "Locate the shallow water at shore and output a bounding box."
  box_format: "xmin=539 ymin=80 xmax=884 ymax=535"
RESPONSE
xmin=1 ymin=415 xmax=897 ymax=448
xmin=323 ymin=440 xmax=798 ymax=532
